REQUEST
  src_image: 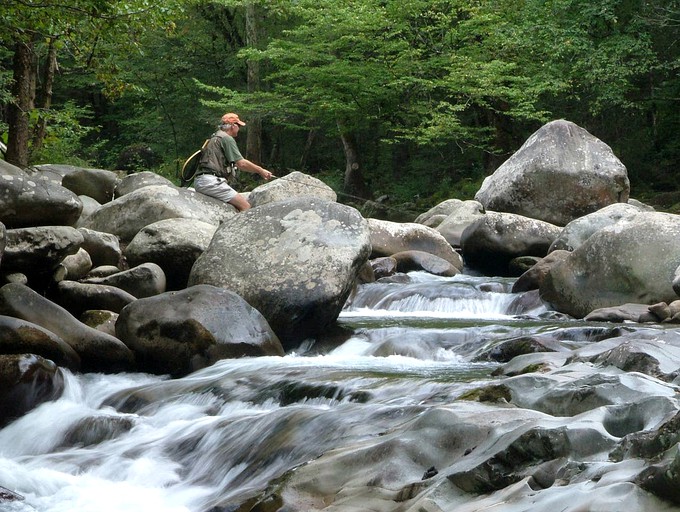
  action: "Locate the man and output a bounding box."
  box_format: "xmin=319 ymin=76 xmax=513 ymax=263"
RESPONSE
xmin=194 ymin=112 xmax=273 ymax=211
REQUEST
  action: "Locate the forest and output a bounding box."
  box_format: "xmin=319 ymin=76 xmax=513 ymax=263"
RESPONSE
xmin=1 ymin=0 xmax=679 ymax=214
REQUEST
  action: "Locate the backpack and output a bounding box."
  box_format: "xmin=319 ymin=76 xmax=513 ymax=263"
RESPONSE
xmin=178 ymin=139 xmax=210 ymax=187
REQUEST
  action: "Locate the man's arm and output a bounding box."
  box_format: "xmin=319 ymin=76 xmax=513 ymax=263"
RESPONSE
xmin=235 ymin=158 xmax=273 ymax=180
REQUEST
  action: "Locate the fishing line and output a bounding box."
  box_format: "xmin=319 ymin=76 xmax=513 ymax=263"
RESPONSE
xmin=268 ymin=173 xmax=417 ymax=217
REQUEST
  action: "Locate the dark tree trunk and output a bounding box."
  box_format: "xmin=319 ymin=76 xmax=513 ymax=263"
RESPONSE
xmin=300 ymin=129 xmax=316 ymax=171
xmin=337 ymin=120 xmax=371 ymax=200
xmin=6 ymin=40 xmax=35 ymax=168
xmin=31 ymin=38 xmax=58 ymax=155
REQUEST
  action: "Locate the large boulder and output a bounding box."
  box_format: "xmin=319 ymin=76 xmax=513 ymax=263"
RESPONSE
xmin=124 ymin=218 xmax=217 ymax=290
xmin=75 ymin=195 xmax=102 ymax=228
xmin=435 ymin=200 xmax=486 ymax=248
xmin=0 ymin=160 xmax=83 ymax=228
xmin=114 ymin=171 xmax=175 ymax=197
xmin=368 ymin=218 xmax=463 ymax=270
xmin=414 ymin=199 xmax=468 ymax=228
xmin=391 ymin=251 xmax=460 ymax=277
xmin=512 ymin=250 xmax=570 ymax=293
xmin=80 ymin=262 xmax=166 ymax=299
xmin=0 ymin=354 xmax=64 ymax=428
xmin=54 ymin=281 xmax=137 ymax=316
xmin=3 ymin=226 xmax=84 ymax=274
xmin=77 ymin=227 xmax=122 ymax=267
xmin=0 ymin=283 xmax=134 ymax=373
xmin=61 ymin=168 xmax=120 ymax=204
xmin=81 ymin=184 xmax=236 ymax=242
xmin=540 ymin=212 xmax=680 ymax=318
xmin=0 ymin=315 xmax=81 ymax=371
xmin=116 ymin=285 xmax=284 ymax=377
xmin=549 ymin=202 xmax=646 ymax=252
xmin=460 ymin=211 xmax=562 ymax=276
xmin=189 ymin=197 xmax=371 ymax=348
xmin=248 ymin=171 xmax=337 ymax=208
xmin=475 ymin=120 xmax=630 ymax=226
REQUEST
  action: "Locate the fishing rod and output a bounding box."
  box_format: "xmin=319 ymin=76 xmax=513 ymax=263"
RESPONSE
xmin=267 ymin=173 xmax=418 ymax=217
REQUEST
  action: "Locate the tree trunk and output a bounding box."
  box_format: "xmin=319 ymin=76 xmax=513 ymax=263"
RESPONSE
xmin=245 ymin=2 xmax=262 ymax=164
xmin=300 ymin=129 xmax=316 ymax=171
xmin=31 ymin=37 xmax=58 ymax=155
xmin=337 ymin=120 xmax=371 ymax=200
xmin=6 ymin=39 xmax=35 ymax=168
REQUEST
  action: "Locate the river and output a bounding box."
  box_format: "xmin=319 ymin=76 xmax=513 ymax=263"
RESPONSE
xmin=0 ymin=272 xmax=676 ymax=511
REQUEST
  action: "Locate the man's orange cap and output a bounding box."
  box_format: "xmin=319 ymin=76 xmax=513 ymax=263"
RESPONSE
xmin=221 ymin=113 xmax=246 ymax=126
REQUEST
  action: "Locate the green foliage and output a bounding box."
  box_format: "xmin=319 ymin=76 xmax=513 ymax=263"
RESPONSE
xmin=2 ymin=0 xmax=678 ymax=202
xmin=29 ymin=101 xmax=97 ymax=165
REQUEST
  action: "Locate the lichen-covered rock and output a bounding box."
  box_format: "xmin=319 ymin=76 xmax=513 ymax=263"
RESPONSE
xmin=81 ymin=184 xmax=236 ymax=242
xmin=475 ymin=120 xmax=629 ymax=226
xmin=124 ymin=218 xmax=217 ymax=290
xmin=0 ymin=283 xmax=134 ymax=373
xmin=189 ymin=197 xmax=371 ymax=348
xmin=116 ymin=285 xmax=284 ymax=377
xmin=460 ymin=211 xmax=561 ymax=276
xmin=0 ymin=161 xmax=82 ymax=228
xmin=368 ymin=218 xmax=463 ymax=269
xmin=541 ymin=212 xmax=680 ymax=318
xmin=248 ymin=171 xmax=336 ymax=208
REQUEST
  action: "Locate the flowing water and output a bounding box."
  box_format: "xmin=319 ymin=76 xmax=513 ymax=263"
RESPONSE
xmin=0 ymin=272 xmax=620 ymax=511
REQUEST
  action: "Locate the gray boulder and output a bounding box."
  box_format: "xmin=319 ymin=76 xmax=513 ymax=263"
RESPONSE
xmin=81 ymin=262 xmax=166 ymax=298
xmin=549 ymin=202 xmax=646 ymax=252
xmin=189 ymin=197 xmax=371 ymax=348
xmin=370 ymin=256 xmax=398 ymax=280
xmin=75 ymin=195 xmax=102 ymax=228
xmin=0 ymin=161 xmax=83 ymax=228
xmin=475 ymin=120 xmax=630 ymax=226
xmin=584 ymin=303 xmax=658 ymax=323
xmin=81 ymin=184 xmax=236 ymax=242
xmin=512 ymin=250 xmax=570 ymax=293
xmin=460 ymin=211 xmax=561 ymax=276
xmin=3 ymin=226 xmax=84 ymax=274
xmin=55 ymin=281 xmax=137 ymax=315
xmin=0 ymin=315 xmax=80 ymax=370
xmin=392 ymin=250 xmax=460 ymax=277
xmin=541 ymin=212 xmax=680 ymax=318
xmin=80 ymin=310 xmax=118 ymax=338
xmin=54 ymin=247 xmax=92 ymax=281
xmin=114 ymin=171 xmax=175 ymax=197
xmin=77 ymin=227 xmax=122 ymax=267
xmin=368 ymin=218 xmax=464 ymax=270
xmin=414 ymin=199 xmax=469 ymax=227
xmin=116 ymin=285 xmax=284 ymax=377
xmin=248 ymin=171 xmax=336 ymax=208
xmin=434 ymin=200 xmax=486 ymax=248
xmin=61 ymin=168 xmax=120 ymax=204
xmin=0 ymin=283 xmax=134 ymax=373
xmin=0 ymin=354 xmax=64 ymax=428
xmin=124 ymin=218 xmax=217 ymax=290
xmin=30 ymin=164 xmax=84 ymax=180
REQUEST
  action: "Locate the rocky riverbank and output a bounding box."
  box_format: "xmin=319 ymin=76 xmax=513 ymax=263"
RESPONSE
xmin=1 ymin=119 xmax=680 ymax=510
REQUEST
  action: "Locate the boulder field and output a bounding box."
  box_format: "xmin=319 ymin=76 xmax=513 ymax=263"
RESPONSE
xmin=0 ymin=119 xmax=680 ymax=507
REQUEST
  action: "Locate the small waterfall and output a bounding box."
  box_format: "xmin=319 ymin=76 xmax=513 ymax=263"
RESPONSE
xmin=343 ymin=271 xmax=549 ymax=319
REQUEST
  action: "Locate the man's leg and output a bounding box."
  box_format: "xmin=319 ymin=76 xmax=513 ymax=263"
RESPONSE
xmin=228 ymin=193 xmax=251 ymax=211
